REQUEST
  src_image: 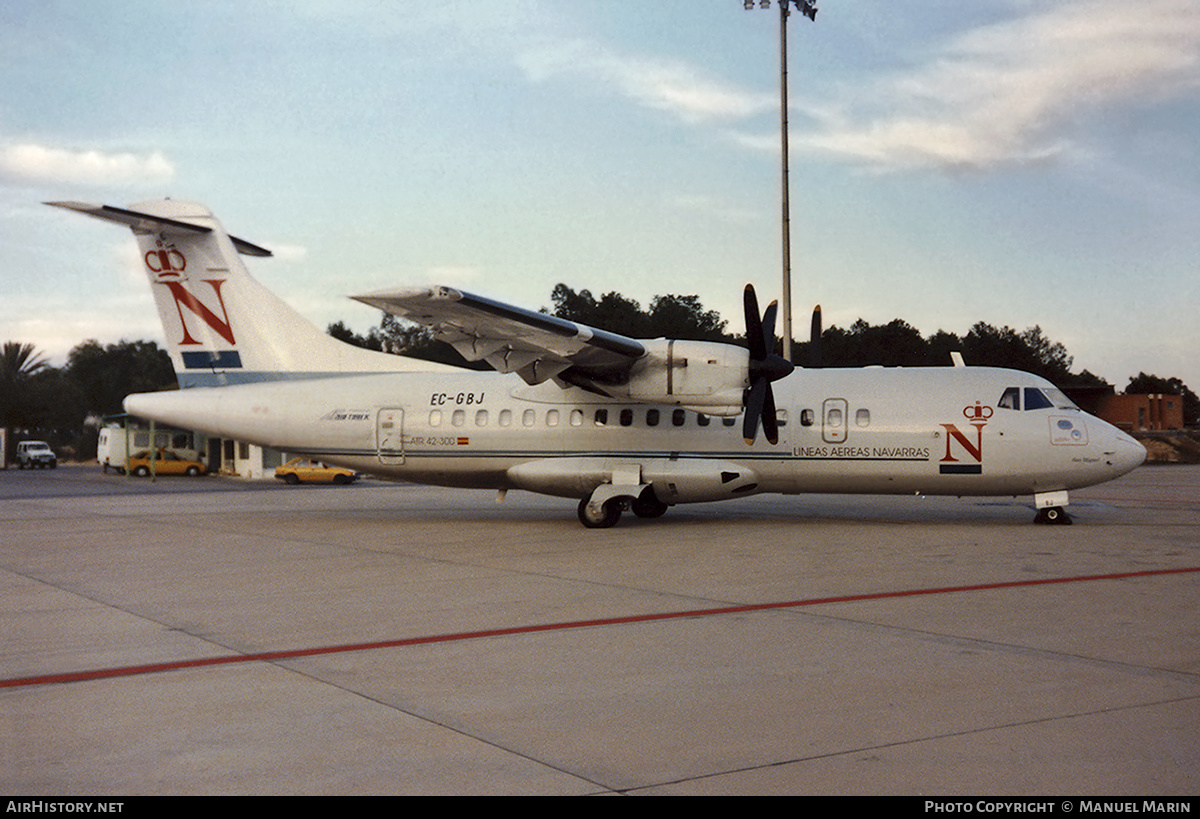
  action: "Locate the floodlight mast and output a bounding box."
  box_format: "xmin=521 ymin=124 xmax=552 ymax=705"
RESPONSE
xmin=743 ymin=0 xmax=817 ymax=363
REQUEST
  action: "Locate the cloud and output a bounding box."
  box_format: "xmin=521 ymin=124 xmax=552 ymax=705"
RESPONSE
xmin=667 ymin=193 xmax=761 ymax=225
xmin=788 ymin=0 xmax=1200 ymax=172
xmin=262 ymin=242 xmax=308 ymax=263
xmin=0 ymin=143 xmax=175 ymax=187
xmin=519 ymin=40 xmax=773 ymax=124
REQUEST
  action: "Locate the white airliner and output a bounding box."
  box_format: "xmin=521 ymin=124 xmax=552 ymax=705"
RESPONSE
xmin=49 ymin=199 xmax=1145 ymax=527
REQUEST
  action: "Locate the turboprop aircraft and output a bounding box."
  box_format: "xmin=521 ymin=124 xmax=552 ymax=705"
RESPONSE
xmin=48 ymin=198 xmax=1146 ymax=527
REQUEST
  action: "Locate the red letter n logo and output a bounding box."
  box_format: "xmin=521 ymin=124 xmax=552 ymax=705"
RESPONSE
xmin=940 ymin=422 xmax=985 ymax=474
xmin=161 ymin=279 xmax=236 ymax=346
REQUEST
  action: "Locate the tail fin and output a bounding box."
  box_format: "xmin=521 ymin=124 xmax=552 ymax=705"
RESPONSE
xmin=48 ymin=199 xmax=450 ymax=387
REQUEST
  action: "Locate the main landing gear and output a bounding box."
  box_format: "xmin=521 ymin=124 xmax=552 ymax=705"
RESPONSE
xmin=577 ymin=487 xmax=669 ymax=528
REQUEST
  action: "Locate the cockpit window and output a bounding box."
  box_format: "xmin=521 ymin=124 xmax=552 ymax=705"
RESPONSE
xmin=1001 ymin=386 xmax=1079 ymax=411
xmin=1042 ymin=387 xmax=1079 ymax=410
xmin=1022 ymin=387 xmax=1078 ymax=411
xmin=1024 ymin=388 xmax=1054 ymax=410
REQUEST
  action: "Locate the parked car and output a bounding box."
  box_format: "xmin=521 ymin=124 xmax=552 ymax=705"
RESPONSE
xmin=275 ymin=457 xmax=358 ymax=485
xmin=16 ymin=441 xmax=57 ymax=469
xmin=126 ymin=449 xmax=206 ymax=477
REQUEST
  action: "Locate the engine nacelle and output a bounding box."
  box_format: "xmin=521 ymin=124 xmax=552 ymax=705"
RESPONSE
xmin=617 ymin=339 xmax=749 ymax=416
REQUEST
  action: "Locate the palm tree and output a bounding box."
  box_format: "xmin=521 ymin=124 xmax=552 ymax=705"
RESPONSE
xmin=1 ymin=341 xmax=49 ymax=381
xmin=2 ymin=341 xmax=51 ymax=430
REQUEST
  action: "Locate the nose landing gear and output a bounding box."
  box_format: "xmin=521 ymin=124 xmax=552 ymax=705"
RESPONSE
xmin=1034 ymin=506 xmax=1073 ymax=525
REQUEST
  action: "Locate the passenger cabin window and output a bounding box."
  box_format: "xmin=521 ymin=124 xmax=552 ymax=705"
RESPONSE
xmin=429 ymin=410 xmax=442 ymax=427
xmin=856 ymin=408 xmax=871 ymax=427
xmin=499 ymin=409 xmax=512 ymax=427
xmin=546 ymin=409 xmax=560 ymax=427
xmin=697 ymin=414 xmax=711 ymax=427
xmin=475 ymin=410 xmax=488 ymax=426
xmin=523 ymin=409 xmax=536 ymax=427
xmin=620 ymin=409 xmax=633 ymax=427
xmin=646 ymin=409 xmax=660 ymax=427
xmin=800 ymin=409 xmax=815 ymax=427
xmin=570 ymin=409 xmax=584 ymax=427
xmin=452 ymin=410 xmax=465 ymax=427
xmin=672 ymin=409 xmax=686 ymax=427
xmin=594 ymin=409 xmax=608 ymax=426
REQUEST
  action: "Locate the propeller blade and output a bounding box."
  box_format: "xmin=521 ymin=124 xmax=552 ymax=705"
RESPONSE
xmin=810 ymin=304 xmax=822 ymax=369
xmin=744 ymin=285 xmax=766 ymax=362
xmin=761 ymin=382 xmax=779 ymax=445
xmin=761 ymin=299 xmax=778 ymax=357
xmin=743 ymin=378 xmax=767 ymax=444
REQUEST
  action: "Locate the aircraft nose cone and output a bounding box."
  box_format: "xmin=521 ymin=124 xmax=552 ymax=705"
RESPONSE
xmin=1108 ymin=431 xmax=1147 ymax=476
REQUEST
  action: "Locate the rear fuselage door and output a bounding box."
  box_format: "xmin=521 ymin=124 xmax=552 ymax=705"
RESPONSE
xmin=377 ymin=408 xmax=405 ymax=465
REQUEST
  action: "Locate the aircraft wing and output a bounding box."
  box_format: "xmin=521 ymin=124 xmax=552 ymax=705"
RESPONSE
xmin=354 ymin=286 xmax=647 ymax=387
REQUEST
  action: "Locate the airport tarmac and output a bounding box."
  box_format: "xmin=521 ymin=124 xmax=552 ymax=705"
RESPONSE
xmin=1 ymin=464 xmax=1197 ymax=795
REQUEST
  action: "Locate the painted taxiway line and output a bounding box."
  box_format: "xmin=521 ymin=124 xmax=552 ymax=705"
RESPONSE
xmin=4 ymin=566 xmax=1198 ymax=690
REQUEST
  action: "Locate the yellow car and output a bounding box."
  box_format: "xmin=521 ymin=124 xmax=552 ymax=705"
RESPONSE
xmin=275 ymin=457 xmax=358 ymax=485
xmin=127 ymin=449 xmax=206 ymax=477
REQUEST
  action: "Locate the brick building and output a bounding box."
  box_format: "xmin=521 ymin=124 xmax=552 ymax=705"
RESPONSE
xmin=1094 ymin=393 xmax=1185 ymax=432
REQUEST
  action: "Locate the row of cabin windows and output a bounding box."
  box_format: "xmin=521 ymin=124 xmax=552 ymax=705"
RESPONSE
xmin=427 ymin=407 xmax=749 ymax=429
xmin=427 ymin=406 xmax=873 ymax=430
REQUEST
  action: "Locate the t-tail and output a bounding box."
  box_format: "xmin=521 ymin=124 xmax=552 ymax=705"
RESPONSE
xmin=47 ymin=199 xmax=450 ymax=387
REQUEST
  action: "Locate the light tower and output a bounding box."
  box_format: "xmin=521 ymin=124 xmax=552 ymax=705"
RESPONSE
xmin=743 ymin=0 xmax=817 ymax=362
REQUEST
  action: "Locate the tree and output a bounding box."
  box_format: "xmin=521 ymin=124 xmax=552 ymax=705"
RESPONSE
xmin=961 ymin=323 xmax=1073 ymax=384
xmin=66 ymin=340 xmax=176 ymax=418
xmin=816 ymin=318 xmax=928 ymax=368
xmin=327 ymin=320 xmax=383 ymax=352
xmin=1 ymin=341 xmax=48 ymax=380
xmin=548 ymin=284 xmax=731 ymax=341
xmin=647 ymin=294 xmax=729 ymax=341
xmin=326 ymin=316 xmax=489 ymax=370
xmin=1 ymin=341 xmax=52 ymax=430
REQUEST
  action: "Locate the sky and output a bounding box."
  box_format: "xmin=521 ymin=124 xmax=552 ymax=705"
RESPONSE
xmin=2 ymin=0 xmax=1198 ymax=393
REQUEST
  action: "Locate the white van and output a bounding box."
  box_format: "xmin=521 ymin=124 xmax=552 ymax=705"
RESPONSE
xmin=16 ymin=441 xmax=57 ymax=469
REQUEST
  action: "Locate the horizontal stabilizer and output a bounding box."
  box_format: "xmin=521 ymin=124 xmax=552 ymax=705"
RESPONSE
xmin=45 ymin=201 xmax=273 ymax=257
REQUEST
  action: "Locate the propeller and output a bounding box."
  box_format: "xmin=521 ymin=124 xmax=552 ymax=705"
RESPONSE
xmin=809 ymin=304 xmax=822 ymax=369
xmin=743 ymin=284 xmax=795 ymax=445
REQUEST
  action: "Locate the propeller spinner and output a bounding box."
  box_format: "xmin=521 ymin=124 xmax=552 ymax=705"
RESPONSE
xmin=743 ymin=284 xmax=795 ymax=445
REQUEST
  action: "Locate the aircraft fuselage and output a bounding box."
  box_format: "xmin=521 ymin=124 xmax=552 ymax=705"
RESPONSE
xmin=126 ymin=364 xmax=1145 ymax=505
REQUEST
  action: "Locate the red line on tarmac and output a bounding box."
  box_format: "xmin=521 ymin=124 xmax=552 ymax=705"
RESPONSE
xmin=4 ymin=566 xmax=1198 ymax=690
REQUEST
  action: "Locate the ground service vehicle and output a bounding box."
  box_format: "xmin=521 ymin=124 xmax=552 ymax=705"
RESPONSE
xmin=16 ymin=441 xmax=57 ymax=469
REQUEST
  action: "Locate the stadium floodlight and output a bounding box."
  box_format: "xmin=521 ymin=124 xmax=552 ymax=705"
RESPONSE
xmin=742 ymin=0 xmax=817 ymax=361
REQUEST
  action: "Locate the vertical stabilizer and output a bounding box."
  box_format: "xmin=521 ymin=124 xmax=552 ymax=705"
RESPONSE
xmin=48 ymin=199 xmax=452 ymax=387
